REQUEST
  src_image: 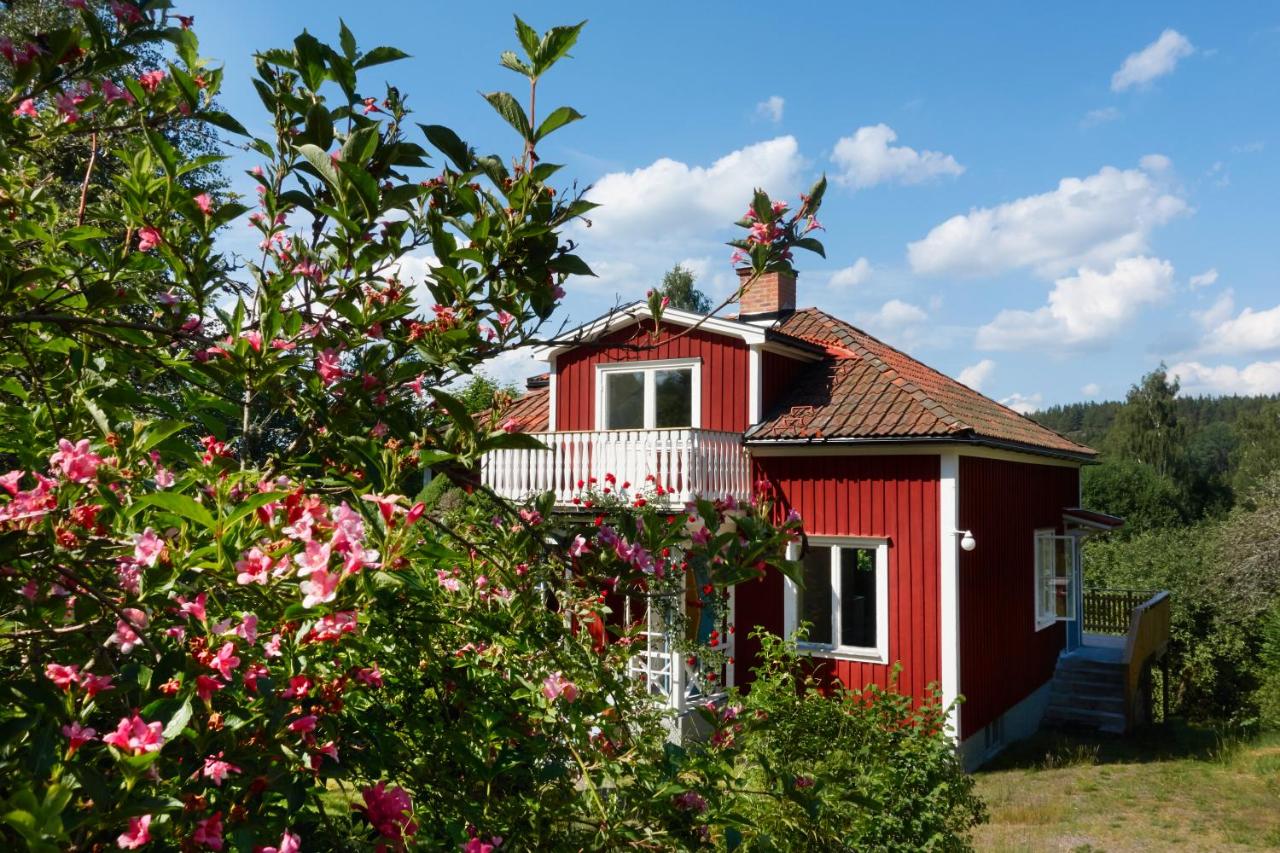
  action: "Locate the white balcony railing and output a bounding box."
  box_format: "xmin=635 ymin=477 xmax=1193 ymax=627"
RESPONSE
xmin=481 ymin=428 xmax=751 ymax=506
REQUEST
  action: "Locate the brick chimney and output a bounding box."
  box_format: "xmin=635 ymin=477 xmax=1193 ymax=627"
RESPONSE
xmin=737 ymin=267 xmax=796 ymax=320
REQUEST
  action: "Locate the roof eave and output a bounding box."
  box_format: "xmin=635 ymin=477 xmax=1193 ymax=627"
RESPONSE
xmin=743 ymin=432 xmax=1097 ymax=464
xmin=532 ymin=303 xmax=769 ymax=359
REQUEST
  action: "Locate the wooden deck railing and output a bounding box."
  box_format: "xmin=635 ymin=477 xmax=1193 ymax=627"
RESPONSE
xmin=480 ymin=428 xmax=751 ymax=507
xmin=1083 ymin=588 xmax=1159 ymax=635
xmin=1122 ymin=591 xmax=1171 ymax=725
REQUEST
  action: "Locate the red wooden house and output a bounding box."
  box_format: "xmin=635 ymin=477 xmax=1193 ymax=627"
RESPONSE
xmin=484 ymin=270 xmax=1168 ymax=767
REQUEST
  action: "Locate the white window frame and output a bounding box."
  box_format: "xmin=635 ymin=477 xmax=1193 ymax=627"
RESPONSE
xmin=594 ymin=357 xmax=702 ymax=431
xmin=784 ymin=537 xmax=889 ymax=664
xmin=1033 ymin=528 xmax=1076 ymax=630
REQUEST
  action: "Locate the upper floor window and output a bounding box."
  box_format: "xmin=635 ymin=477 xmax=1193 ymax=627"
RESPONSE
xmin=784 ymin=537 xmax=889 ymax=663
xmin=596 ymin=358 xmax=700 ymax=430
xmin=1034 ymin=529 xmax=1076 ymax=630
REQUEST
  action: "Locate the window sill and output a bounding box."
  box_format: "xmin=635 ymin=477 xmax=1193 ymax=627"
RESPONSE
xmin=796 ymin=644 xmax=889 ymax=666
xmin=1034 ymin=616 xmax=1057 ymax=632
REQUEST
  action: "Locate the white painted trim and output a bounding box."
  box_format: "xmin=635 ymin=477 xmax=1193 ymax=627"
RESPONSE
xmin=939 ymin=451 xmax=961 ymax=739
xmin=594 ymin=358 xmax=702 ymax=431
xmin=533 ymin=303 xmax=770 ymax=358
xmin=547 ymin=355 xmax=558 ymax=432
xmin=1032 ymin=527 xmax=1057 ymax=631
xmin=748 ymin=442 xmax=1086 ymax=468
xmin=748 ymin=344 xmax=763 ymax=426
xmin=784 ymin=537 xmax=890 ymax=665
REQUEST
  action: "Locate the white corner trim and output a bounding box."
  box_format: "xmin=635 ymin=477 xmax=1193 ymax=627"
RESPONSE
xmin=939 ymin=451 xmax=961 ymax=738
xmin=547 ymin=355 xmax=558 ymax=432
xmin=748 ymin=344 xmax=763 ymax=426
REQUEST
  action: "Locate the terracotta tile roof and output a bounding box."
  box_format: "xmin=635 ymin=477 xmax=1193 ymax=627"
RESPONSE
xmin=750 ymin=308 xmax=1095 ymax=458
xmin=497 ymin=385 xmax=549 ymax=433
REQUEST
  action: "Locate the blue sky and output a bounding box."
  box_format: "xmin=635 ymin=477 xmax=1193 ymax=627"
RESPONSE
xmin=186 ymin=1 xmax=1280 ymax=409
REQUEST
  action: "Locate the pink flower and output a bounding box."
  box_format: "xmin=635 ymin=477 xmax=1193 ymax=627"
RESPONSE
xmin=101 ymin=79 xmax=134 ymax=104
xmin=110 ymin=1 xmax=143 ymax=24
xmin=360 ymin=782 xmax=417 ymax=844
xmin=81 ymin=672 xmax=115 ymax=698
xmin=356 ymin=666 xmax=383 ymax=688
xmin=50 ymin=438 xmax=103 ymax=483
xmin=0 ymin=470 xmax=22 ymax=495
xmin=236 ymin=547 xmax=272 ymax=585
xmin=316 ymin=348 xmax=344 ymax=386
xmin=194 ymin=193 xmax=214 ymax=216
xmin=46 ymin=662 xmax=80 ymax=690
xmin=463 ymin=838 xmax=501 ymax=853
xmin=13 ymin=99 xmax=37 ymax=118
xmin=568 ymin=535 xmax=590 ymax=558
xmin=300 ymin=568 xmax=339 ymax=608
xmin=261 ymin=830 xmax=302 ymax=853
xmin=137 ymin=225 xmax=162 ymax=252
xmin=542 ymin=672 xmax=578 ymax=703
xmin=296 ymin=539 xmax=331 ymax=577
xmin=107 ymin=608 xmax=149 ymax=654
xmin=195 ymin=674 xmax=223 ymax=701
xmin=132 ymin=527 xmax=165 ymax=567
xmin=281 ymin=674 xmax=312 ymax=698
xmin=500 ymin=417 xmax=520 ymax=433
xmin=201 ymin=753 xmax=242 ymax=786
xmin=691 ymin=525 xmax=711 ymax=545
xmin=360 ymin=492 xmax=404 ymax=525
xmin=234 ymin=613 xmax=258 ymax=645
xmin=176 ymin=592 xmax=207 ymax=622
xmin=117 ymin=814 xmax=152 ymax=849
xmin=240 ymin=330 xmax=262 ymax=351
xmin=262 ymin=633 xmax=283 ymax=658
xmin=102 ymin=713 xmax=164 ymax=755
xmin=192 ymin=811 xmax=224 ymax=850
xmin=138 ymin=69 xmax=165 ymax=93
xmin=307 ymin=611 xmax=357 ymax=642
xmin=207 ymin=642 xmax=240 ymax=679
xmin=288 ymin=714 xmax=317 ymax=734
xmin=62 ymin=721 xmax=97 ymax=755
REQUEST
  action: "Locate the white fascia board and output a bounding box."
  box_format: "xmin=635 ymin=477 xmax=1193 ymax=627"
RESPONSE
xmin=531 ymin=303 xmax=767 ymax=359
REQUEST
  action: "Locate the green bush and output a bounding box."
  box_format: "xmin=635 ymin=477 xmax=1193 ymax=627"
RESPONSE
xmin=722 ymin=631 xmax=986 ymax=851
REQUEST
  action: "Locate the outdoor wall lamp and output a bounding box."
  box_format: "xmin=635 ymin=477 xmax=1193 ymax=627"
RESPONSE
xmin=952 ymin=529 xmax=976 ymax=552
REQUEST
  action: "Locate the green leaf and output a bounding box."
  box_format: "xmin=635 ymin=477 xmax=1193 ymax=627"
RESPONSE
xmin=499 ymin=51 xmax=532 ymax=77
xmin=338 ymin=19 xmax=357 ymax=60
xmin=131 ymin=492 xmax=216 ymax=531
xmin=222 ymin=491 xmax=286 ymax=530
xmin=355 ymin=46 xmax=410 ymax=70
xmin=293 ymin=31 xmax=328 ymax=91
xmin=513 ymin=16 xmax=541 ymax=58
xmin=420 ymin=124 xmax=473 ymax=171
xmin=162 ymin=699 xmax=192 ymax=739
xmin=201 ymin=110 xmax=249 ymax=136
xmin=533 ymin=21 xmax=586 ymax=76
xmin=548 ymin=254 xmax=595 ymax=277
xmin=482 ymin=91 xmax=531 ymax=140
xmin=533 ymin=106 xmax=584 ymax=141
xmin=428 ymin=388 xmax=475 ymax=431
xmin=295 ymin=143 xmax=339 ymax=189
xmin=792 ymin=237 xmax=826 ymax=258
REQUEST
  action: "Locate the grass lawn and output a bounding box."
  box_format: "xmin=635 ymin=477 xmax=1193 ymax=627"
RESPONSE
xmin=972 ymin=722 xmax=1280 ymax=852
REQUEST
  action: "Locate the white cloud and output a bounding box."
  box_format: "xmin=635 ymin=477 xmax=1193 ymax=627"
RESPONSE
xmin=581 ymin=136 xmax=805 ymax=243
xmin=1190 ymin=267 xmax=1219 ymax=288
xmin=1139 ymin=153 xmax=1172 ymax=172
xmin=1169 ymin=360 xmax=1280 ymax=396
xmin=976 ymin=256 xmax=1174 ymax=351
xmin=908 ymin=162 xmax=1188 ymax=278
xmin=828 ymin=257 xmax=873 ymax=288
xmin=1233 ymin=141 xmax=1265 ymax=154
xmin=831 ymin=124 xmax=964 ymax=189
xmin=1202 ymin=302 xmax=1280 ymax=355
xmin=756 ymin=95 xmax=785 ymax=123
xmin=958 ymin=359 xmax=996 ymax=391
xmin=1081 ymin=107 xmax=1121 ymax=128
xmin=1193 ymin=289 xmax=1235 ymax=330
xmin=857 ymin=299 xmax=927 ymax=329
xmin=1111 ymin=29 xmax=1195 ymax=92
xmin=1001 ymin=392 xmax=1043 ymax=415
xmin=1081 ymin=382 xmax=1102 ymax=397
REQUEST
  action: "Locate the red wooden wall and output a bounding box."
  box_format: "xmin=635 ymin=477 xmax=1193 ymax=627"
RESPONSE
xmin=746 ymin=454 xmax=941 ymax=703
xmin=957 ymin=456 xmax=1080 ymax=739
xmin=760 ymin=350 xmax=808 ymax=418
xmin=554 ymin=321 xmax=750 ymax=432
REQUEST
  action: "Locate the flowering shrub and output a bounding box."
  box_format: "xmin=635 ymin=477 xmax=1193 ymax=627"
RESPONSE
xmin=0 ymin=4 xmax=854 ymax=849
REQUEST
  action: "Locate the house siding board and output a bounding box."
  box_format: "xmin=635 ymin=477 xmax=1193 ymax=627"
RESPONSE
xmin=957 ymin=456 xmax=1080 ymax=739
xmin=555 ymin=322 xmax=750 ymax=432
xmin=748 ymin=454 xmax=941 ymax=702
xmin=761 ymin=350 xmax=808 ymax=418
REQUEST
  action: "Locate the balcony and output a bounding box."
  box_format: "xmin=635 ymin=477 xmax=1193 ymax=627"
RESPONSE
xmin=480 ymin=428 xmax=752 ymax=507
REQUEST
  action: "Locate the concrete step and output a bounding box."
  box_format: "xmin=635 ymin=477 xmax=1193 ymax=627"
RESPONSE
xmin=1048 ymin=691 xmax=1126 ymax=713
xmin=1043 ymin=705 xmax=1127 ymax=734
xmin=1056 ymin=659 xmax=1126 ymax=676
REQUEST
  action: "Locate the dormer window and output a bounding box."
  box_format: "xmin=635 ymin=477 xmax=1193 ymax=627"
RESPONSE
xmin=596 ymin=359 xmax=701 ymax=430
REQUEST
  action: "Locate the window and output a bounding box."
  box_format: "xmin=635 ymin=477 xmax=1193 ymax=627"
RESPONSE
xmin=1034 ymin=529 xmax=1076 ymax=629
xmin=784 ymin=537 xmax=889 ymax=663
xmin=597 ymin=359 xmax=700 ymax=430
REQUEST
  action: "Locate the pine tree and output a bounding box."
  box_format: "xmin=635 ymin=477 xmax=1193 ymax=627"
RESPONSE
xmin=657 ymin=263 xmax=712 ymax=313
